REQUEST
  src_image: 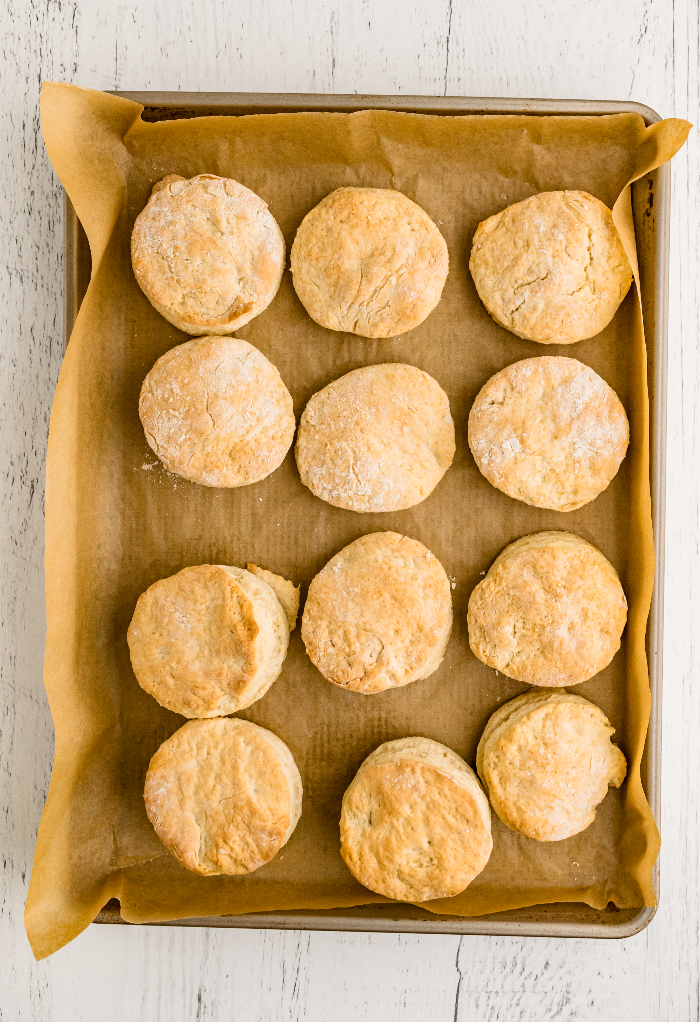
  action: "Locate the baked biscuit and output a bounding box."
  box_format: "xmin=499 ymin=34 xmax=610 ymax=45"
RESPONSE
xmin=340 ymin=737 xmax=492 ymax=901
xmin=139 ymin=336 xmax=295 ymax=488
xmin=131 ymin=174 xmax=285 ymax=334
xmin=469 ymin=190 xmax=633 ymax=344
xmin=301 ymin=532 xmax=452 ymax=694
xmin=476 ymin=689 xmax=627 ymax=841
xmin=145 ymin=718 xmax=302 ymax=875
xmin=290 ymin=187 xmax=448 ymax=338
xmin=468 ymin=357 xmax=629 ymax=511
xmin=467 ymin=532 xmax=627 ymax=686
xmin=296 ymin=364 xmax=455 ymax=512
xmin=128 ymin=564 xmax=298 ymax=717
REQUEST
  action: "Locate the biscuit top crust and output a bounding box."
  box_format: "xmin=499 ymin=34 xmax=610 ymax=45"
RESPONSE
xmin=301 ymin=532 xmax=453 ymax=693
xmin=476 ymin=689 xmax=627 ymax=841
xmin=468 ymin=356 xmax=629 ymax=511
xmin=469 ymin=190 xmax=633 ymax=344
xmin=340 ymin=737 xmax=492 ymax=901
xmin=467 ymin=532 xmax=627 ymax=686
xmin=139 ymin=336 xmax=295 ymax=488
xmin=144 ymin=718 xmax=300 ymax=875
xmin=290 ymin=187 xmax=449 ymax=338
xmin=131 ymin=173 xmax=285 ymax=333
xmin=295 ymin=363 xmax=455 ymax=512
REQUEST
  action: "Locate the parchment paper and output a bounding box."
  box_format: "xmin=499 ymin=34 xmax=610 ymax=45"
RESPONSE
xmin=26 ymin=82 xmax=690 ymax=958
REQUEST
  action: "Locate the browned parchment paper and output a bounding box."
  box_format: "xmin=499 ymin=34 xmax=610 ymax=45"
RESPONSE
xmin=26 ymin=83 xmax=690 ymax=958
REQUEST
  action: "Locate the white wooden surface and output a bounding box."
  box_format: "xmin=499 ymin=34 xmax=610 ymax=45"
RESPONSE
xmin=1 ymin=1 xmax=698 ymax=1018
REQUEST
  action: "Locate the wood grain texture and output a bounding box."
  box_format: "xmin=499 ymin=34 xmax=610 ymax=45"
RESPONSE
xmin=1 ymin=0 xmax=698 ymax=1019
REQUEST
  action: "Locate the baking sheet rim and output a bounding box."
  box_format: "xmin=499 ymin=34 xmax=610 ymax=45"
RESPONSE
xmin=61 ymin=91 xmax=666 ymax=939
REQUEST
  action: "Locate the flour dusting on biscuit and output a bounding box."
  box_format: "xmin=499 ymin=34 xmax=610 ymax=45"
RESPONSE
xmin=131 ymin=173 xmax=285 ymax=334
xmin=296 ymin=364 xmax=455 ymax=512
xmin=469 ymin=190 xmax=632 ymax=344
xmin=139 ymin=336 xmax=295 ymax=488
xmin=291 ymin=187 xmax=448 ymax=338
xmin=468 ymin=357 xmax=629 ymax=510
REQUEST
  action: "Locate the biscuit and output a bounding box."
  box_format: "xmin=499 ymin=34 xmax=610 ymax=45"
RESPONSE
xmin=127 ymin=564 xmax=296 ymax=717
xmin=295 ymin=364 xmax=455 ymax=512
xmin=340 ymin=737 xmax=492 ymax=901
xmin=468 ymin=357 xmax=629 ymax=511
xmin=301 ymin=532 xmax=452 ymax=694
xmin=290 ymin=187 xmax=449 ymax=338
xmin=469 ymin=190 xmax=633 ymax=344
xmin=467 ymin=532 xmax=627 ymax=686
xmin=144 ymin=718 xmax=302 ymax=875
xmin=476 ymin=689 xmax=627 ymax=841
xmin=131 ymin=174 xmax=285 ymax=334
xmin=139 ymin=336 xmax=295 ymax=488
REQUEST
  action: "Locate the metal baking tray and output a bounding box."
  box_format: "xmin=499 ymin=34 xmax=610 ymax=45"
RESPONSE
xmin=62 ymin=92 xmax=668 ymax=939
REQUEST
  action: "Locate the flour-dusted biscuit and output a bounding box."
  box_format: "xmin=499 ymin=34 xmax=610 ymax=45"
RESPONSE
xmin=296 ymin=364 xmax=455 ymax=512
xmin=301 ymin=532 xmax=452 ymax=694
xmin=144 ymin=718 xmax=302 ymax=875
xmin=468 ymin=357 xmax=629 ymax=511
xmin=290 ymin=187 xmax=449 ymax=338
xmin=131 ymin=174 xmax=285 ymax=334
xmin=139 ymin=336 xmax=295 ymax=488
xmin=128 ymin=564 xmax=298 ymax=717
xmin=476 ymin=689 xmax=627 ymax=841
xmin=467 ymin=532 xmax=627 ymax=686
xmin=469 ymin=190 xmax=633 ymax=344
xmin=340 ymin=737 xmax=492 ymax=901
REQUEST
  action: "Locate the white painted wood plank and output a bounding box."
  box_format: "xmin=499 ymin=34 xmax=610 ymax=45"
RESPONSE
xmin=1 ymin=1 xmax=698 ymax=1019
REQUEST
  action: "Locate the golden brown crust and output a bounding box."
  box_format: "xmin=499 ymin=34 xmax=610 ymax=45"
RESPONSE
xmin=290 ymin=187 xmax=448 ymax=338
xmin=468 ymin=357 xmax=629 ymax=511
xmin=131 ymin=174 xmax=285 ymax=334
xmin=144 ymin=718 xmax=302 ymax=875
xmin=127 ymin=564 xmax=291 ymax=717
xmin=469 ymin=190 xmax=633 ymax=344
xmin=295 ymin=364 xmax=455 ymax=512
xmin=301 ymin=532 xmax=453 ymax=694
xmin=476 ymin=690 xmax=627 ymax=841
xmin=467 ymin=532 xmax=627 ymax=686
xmin=139 ymin=336 xmax=295 ymax=488
xmin=340 ymin=737 xmax=492 ymax=901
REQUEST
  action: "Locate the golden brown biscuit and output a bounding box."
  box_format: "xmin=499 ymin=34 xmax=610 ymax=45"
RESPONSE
xmin=139 ymin=336 xmax=295 ymax=488
xmin=295 ymin=364 xmax=455 ymax=512
xmin=301 ymin=532 xmax=453 ymax=694
xmin=468 ymin=357 xmax=629 ymax=511
xmin=127 ymin=564 xmax=294 ymax=717
xmin=145 ymin=718 xmax=302 ymax=875
xmin=340 ymin=737 xmax=492 ymax=901
xmin=469 ymin=190 xmax=633 ymax=344
xmin=476 ymin=689 xmax=627 ymax=841
xmin=467 ymin=532 xmax=627 ymax=686
xmin=290 ymin=187 xmax=448 ymax=338
xmin=131 ymin=174 xmax=285 ymax=334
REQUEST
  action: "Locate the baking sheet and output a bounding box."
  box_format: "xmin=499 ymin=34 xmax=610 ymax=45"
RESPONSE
xmin=26 ymin=83 xmax=689 ymax=958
